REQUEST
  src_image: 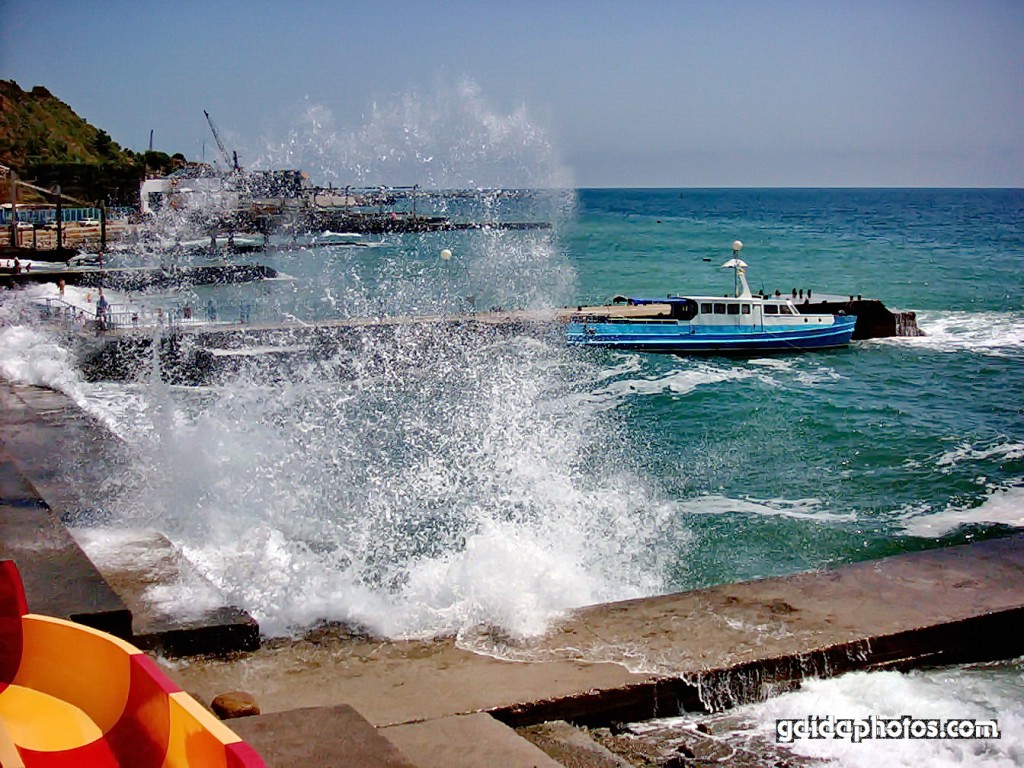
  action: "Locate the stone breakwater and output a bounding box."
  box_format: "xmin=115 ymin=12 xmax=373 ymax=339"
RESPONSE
xmin=72 ymin=297 xmax=921 ymax=386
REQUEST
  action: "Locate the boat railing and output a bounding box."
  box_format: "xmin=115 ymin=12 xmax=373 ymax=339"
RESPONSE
xmin=618 ymin=317 xmax=677 ymax=323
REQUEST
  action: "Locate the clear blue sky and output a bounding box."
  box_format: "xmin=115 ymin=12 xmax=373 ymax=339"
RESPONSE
xmin=2 ymin=0 xmax=1022 ymax=187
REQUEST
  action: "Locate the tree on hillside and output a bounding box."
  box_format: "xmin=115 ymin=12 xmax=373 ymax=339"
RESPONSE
xmin=92 ymin=129 xmax=114 ymax=157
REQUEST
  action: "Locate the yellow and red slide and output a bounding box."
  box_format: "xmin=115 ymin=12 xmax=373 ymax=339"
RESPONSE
xmin=0 ymin=560 xmax=266 ymax=767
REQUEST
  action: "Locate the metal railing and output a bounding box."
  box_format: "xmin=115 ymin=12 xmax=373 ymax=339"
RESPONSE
xmin=38 ymin=295 xmax=272 ymax=334
xmin=38 ymin=297 xmax=92 ymax=326
xmin=101 ymin=301 xmax=263 ymax=331
xmin=0 ymin=207 xmax=136 ymax=225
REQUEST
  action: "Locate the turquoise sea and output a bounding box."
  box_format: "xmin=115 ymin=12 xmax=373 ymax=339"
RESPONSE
xmin=561 ymin=188 xmax=1024 ymax=590
xmin=2 ymin=187 xmax=1022 ymax=641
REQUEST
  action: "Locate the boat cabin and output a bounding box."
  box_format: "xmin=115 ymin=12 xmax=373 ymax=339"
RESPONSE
xmin=629 ymin=295 xmax=820 ymax=326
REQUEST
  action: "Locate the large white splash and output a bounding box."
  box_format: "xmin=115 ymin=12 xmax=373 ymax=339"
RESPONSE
xmin=94 ymin=329 xmax=681 ymax=638
xmin=37 ymin=80 xmax=684 ymax=640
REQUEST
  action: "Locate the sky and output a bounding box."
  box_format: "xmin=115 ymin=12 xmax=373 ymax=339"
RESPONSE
xmin=2 ymin=0 xmax=1022 ymax=188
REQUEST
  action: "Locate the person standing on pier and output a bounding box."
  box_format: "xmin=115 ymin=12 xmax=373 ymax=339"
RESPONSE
xmin=96 ymin=289 xmax=109 ymax=332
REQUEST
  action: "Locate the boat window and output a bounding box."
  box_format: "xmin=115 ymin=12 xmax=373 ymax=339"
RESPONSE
xmin=727 ymin=304 xmax=740 ymax=315
xmin=780 ymin=305 xmax=795 ymax=315
xmin=713 ymin=303 xmax=726 ymax=314
xmin=670 ymin=300 xmax=698 ymax=321
xmin=764 ymin=304 xmax=779 ymax=315
xmin=700 ymin=303 xmax=713 ymax=314
xmin=741 ymin=304 xmax=751 ymax=314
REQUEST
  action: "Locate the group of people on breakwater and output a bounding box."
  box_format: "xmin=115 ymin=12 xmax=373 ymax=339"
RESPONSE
xmin=757 ymin=287 xmax=815 ymax=301
xmin=1 ymin=258 xmax=32 ymax=274
xmin=756 ymin=288 xmax=865 ymax=304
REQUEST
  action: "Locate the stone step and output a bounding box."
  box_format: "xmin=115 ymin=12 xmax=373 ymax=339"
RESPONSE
xmin=0 ymin=452 xmax=131 ymax=637
xmin=382 ymin=713 xmax=563 ymax=768
xmin=228 ymin=704 xmax=418 ymax=768
xmin=0 ymin=380 xmax=260 ymax=655
xmin=72 ymin=528 xmax=259 ymax=657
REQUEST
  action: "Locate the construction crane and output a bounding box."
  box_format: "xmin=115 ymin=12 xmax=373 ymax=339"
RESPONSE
xmin=203 ymin=110 xmax=240 ymax=171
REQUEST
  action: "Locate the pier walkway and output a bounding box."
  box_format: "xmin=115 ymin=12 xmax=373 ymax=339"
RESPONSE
xmin=164 ymin=533 xmax=1024 ymax=766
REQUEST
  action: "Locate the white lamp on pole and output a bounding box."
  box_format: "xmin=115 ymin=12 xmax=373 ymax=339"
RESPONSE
xmin=731 ymin=241 xmax=743 ymax=296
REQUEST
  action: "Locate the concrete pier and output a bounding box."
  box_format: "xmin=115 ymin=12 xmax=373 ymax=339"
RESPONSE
xmin=157 ymin=533 xmax=1024 ymax=765
xmin=0 ymin=381 xmax=259 ymax=655
xmin=77 ymin=298 xmax=923 ymax=385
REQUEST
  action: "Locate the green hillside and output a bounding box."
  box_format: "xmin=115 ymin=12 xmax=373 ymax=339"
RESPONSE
xmin=0 ymin=80 xmax=180 ymax=205
xmin=0 ymin=81 xmax=134 ymax=167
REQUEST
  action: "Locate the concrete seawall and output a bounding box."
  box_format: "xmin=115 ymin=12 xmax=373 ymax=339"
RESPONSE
xmin=3 ymin=380 xmax=1020 ymax=767
xmin=0 ymin=381 xmax=259 ymax=656
xmin=161 ymin=533 xmax=1024 ymax=724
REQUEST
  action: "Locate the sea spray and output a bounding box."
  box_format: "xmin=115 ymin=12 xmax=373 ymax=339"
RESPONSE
xmin=251 ymin=79 xmax=577 ymax=316
xmin=255 ymin=79 xmax=573 ymax=191
xmin=53 ymin=82 xmax=684 ymax=638
xmin=621 ymin=664 xmax=1024 ymax=767
xmin=102 ymin=315 xmax=683 ymax=637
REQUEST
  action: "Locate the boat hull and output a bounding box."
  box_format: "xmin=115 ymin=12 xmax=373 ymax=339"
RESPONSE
xmin=566 ymin=315 xmax=858 ymax=354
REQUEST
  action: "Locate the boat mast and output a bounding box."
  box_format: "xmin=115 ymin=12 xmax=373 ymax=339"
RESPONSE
xmin=732 ymin=240 xmax=741 ymax=296
xmin=721 ymin=240 xmax=752 ymax=298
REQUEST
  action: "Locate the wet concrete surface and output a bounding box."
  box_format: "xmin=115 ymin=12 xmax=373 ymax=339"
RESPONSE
xmin=159 ymin=534 xmax=1024 ymax=765
xmin=382 ymin=713 xmax=564 ymax=768
xmin=0 ymin=381 xmax=258 ymax=654
xmin=0 ymin=383 xmax=130 ymax=636
xmin=230 ymin=705 xmax=418 ymax=768
xmin=71 ymin=528 xmax=260 ymax=656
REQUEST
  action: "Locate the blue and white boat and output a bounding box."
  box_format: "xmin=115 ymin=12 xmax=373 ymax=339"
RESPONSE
xmin=566 ymin=242 xmax=857 ymax=355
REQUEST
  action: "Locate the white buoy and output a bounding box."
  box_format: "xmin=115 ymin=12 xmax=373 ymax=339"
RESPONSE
xmin=440 ymin=248 xmax=452 ymax=261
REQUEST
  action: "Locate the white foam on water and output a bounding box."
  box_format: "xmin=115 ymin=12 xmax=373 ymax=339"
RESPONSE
xmin=677 ymin=494 xmax=856 ymax=523
xmin=901 ymin=483 xmax=1024 ymax=537
xmin=732 ymin=666 xmax=1024 ymax=767
xmin=749 ymin=356 xmax=844 ymax=387
xmin=935 ymin=439 xmax=1024 ymax=471
xmin=583 ymin=357 xmax=844 ymax=411
xmin=879 ymin=310 xmax=1024 ymax=357
xmin=588 ymin=362 xmax=755 ymax=402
